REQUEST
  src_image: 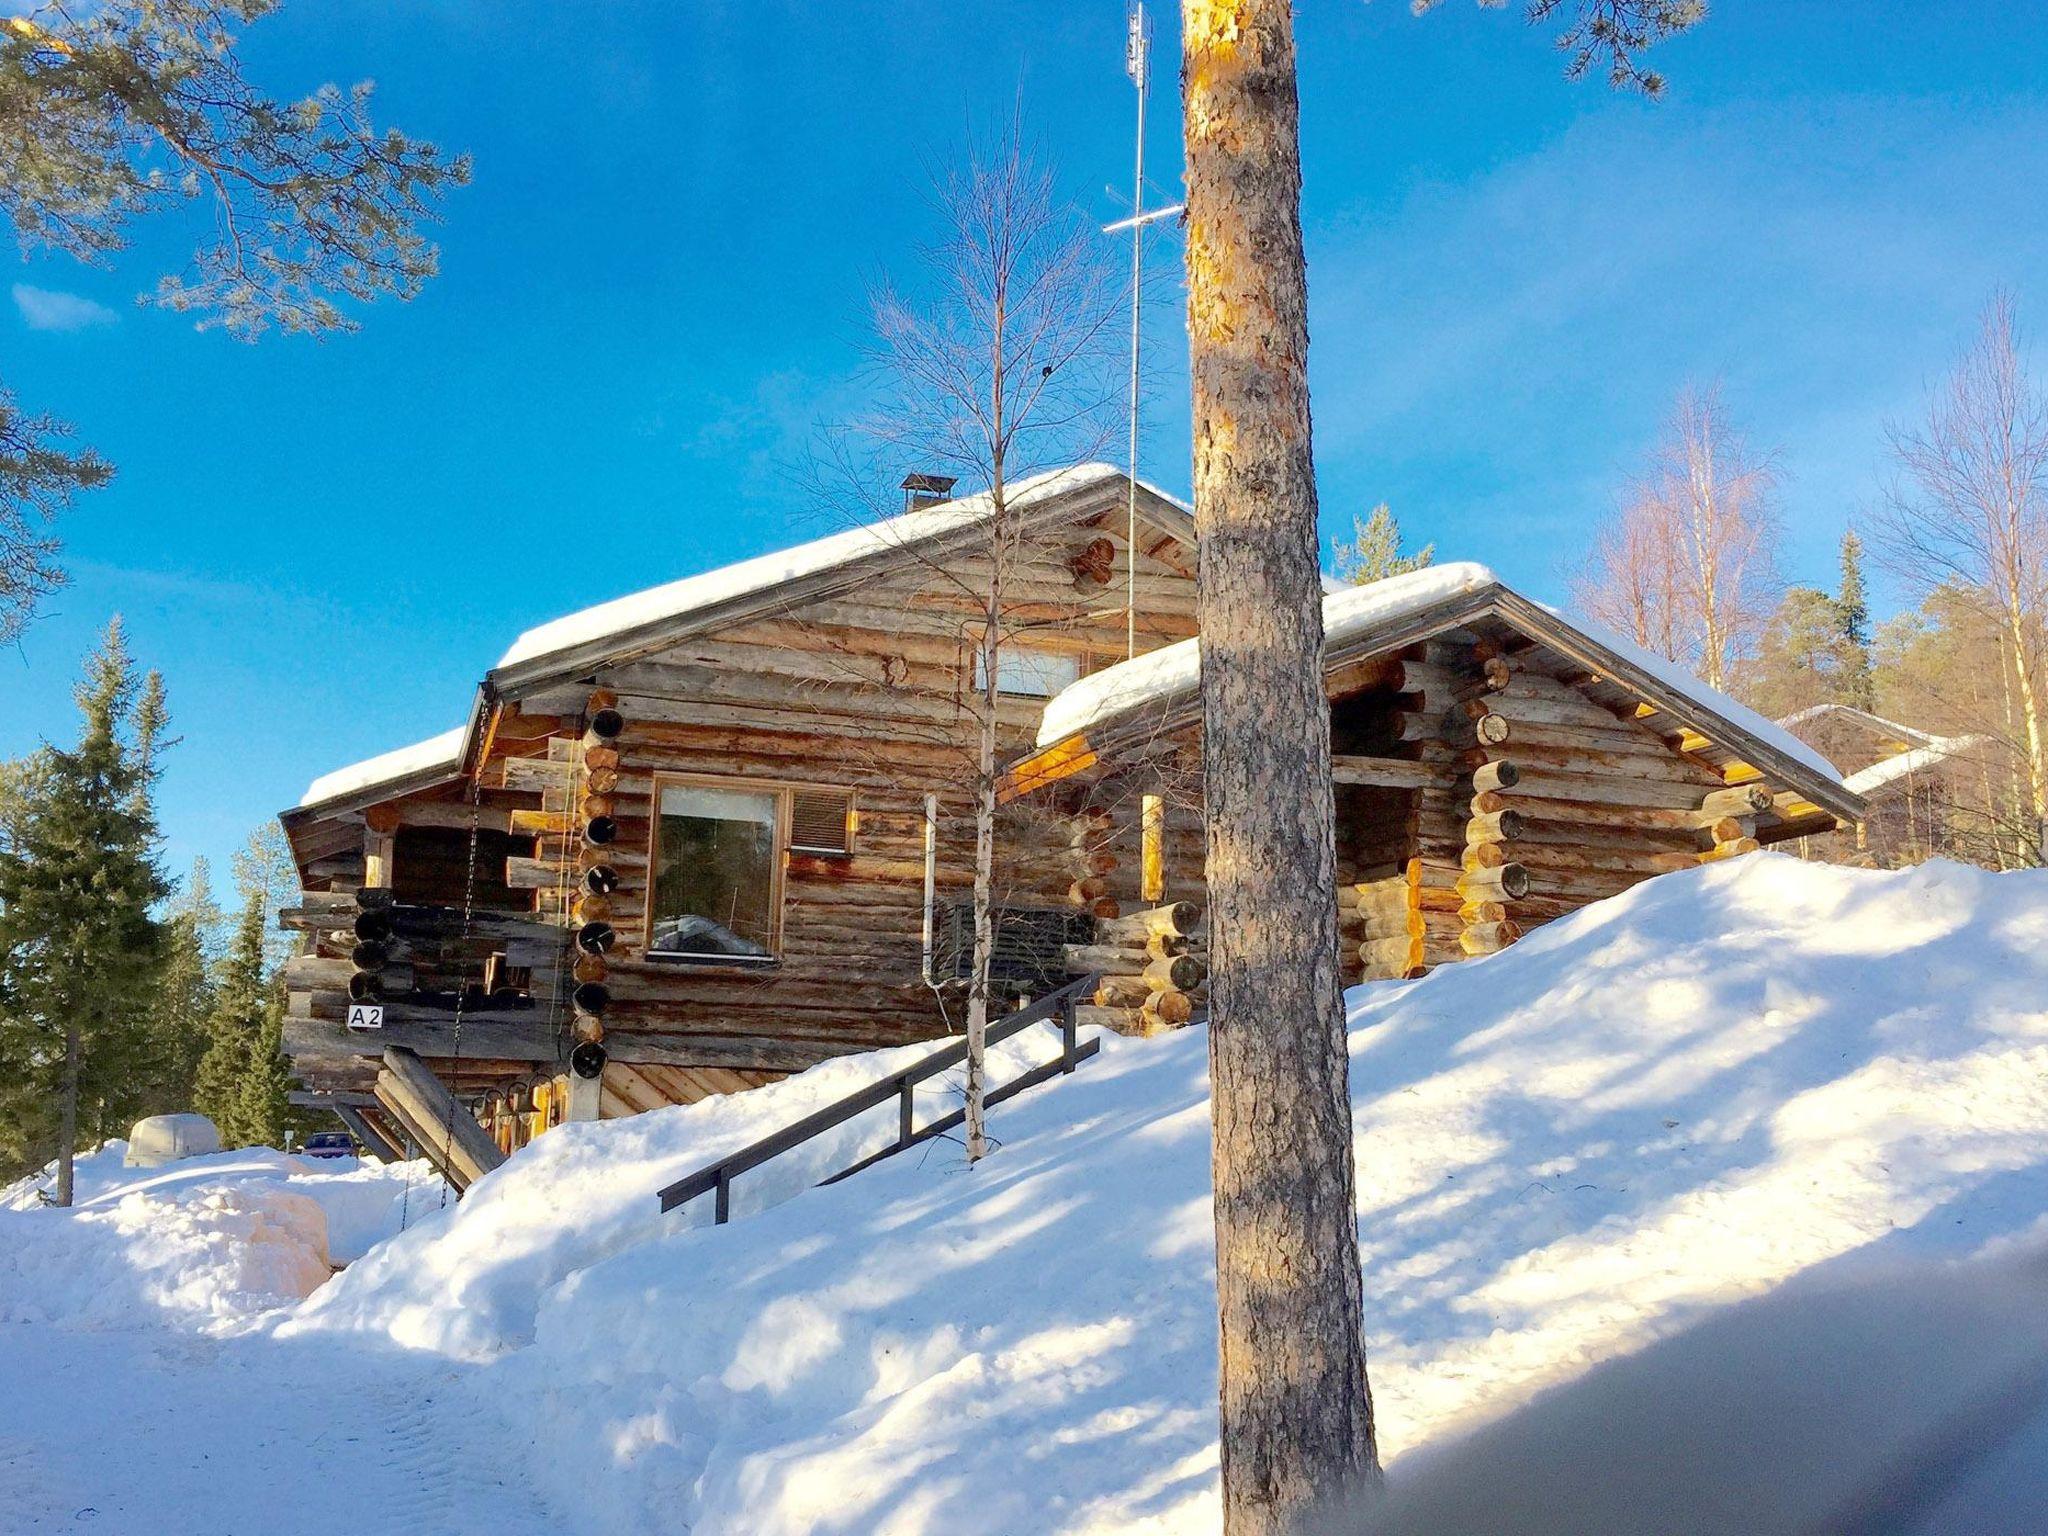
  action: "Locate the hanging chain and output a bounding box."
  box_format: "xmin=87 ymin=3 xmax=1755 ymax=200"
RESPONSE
xmin=438 ymin=778 xmax=486 ymax=1209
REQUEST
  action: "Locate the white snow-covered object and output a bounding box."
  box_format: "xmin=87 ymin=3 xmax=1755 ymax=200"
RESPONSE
xmin=1844 ymin=736 xmax=1989 ymax=796
xmin=1034 ymin=560 xmax=1847 ymax=794
xmin=123 ymin=1114 xmax=223 ymax=1169
xmin=297 ymin=725 xmax=467 ymax=812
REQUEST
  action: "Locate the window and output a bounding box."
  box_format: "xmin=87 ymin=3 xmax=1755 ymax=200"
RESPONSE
xmin=974 ymin=645 xmax=1082 ymax=699
xmin=649 ymin=782 xmax=781 ymax=963
xmin=646 ymin=778 xmax=856 ymax=964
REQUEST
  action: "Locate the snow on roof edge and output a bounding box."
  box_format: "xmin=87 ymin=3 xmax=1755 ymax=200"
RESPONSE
xmin=1778 ymin=702 xmax=1943 ymax=748
xmin=1034 ymin=561 xmax=1847 ymax=789
xmin=296 ymin=727 xmax=468 ymax=811
xmin=495 ymin=462 xmax=1129 ymax=674
xmin=1035 ymin=563 xmax=1498 ymax=747
xmin=1843 ymin=735 xmax=1988 ymax=795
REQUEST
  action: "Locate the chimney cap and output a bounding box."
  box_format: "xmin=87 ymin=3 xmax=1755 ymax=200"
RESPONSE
xmin=901 ymin=472 xmax=958 ymax=497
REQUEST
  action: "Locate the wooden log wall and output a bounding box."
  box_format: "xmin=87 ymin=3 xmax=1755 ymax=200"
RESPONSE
xmin=1452 ymin=645 xmax=1737 ymax=945
xmin=465 ymin=511 xmax=1204 ymax=1099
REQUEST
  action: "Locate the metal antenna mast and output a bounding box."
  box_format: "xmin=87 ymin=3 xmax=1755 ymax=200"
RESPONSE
xmin=1122 ymin=3 xmax=1149 ymax=661
xmin=1106 ymin=2 xmax=1183 ymax=660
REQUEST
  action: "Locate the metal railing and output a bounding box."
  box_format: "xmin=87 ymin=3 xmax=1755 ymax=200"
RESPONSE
xmin=656 ymin=973 xmax=1101 ymax=1219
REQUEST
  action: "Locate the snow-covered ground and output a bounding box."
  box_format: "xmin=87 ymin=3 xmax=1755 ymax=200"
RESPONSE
xmin=2 ymin=855 xmax=2045 ymax=1533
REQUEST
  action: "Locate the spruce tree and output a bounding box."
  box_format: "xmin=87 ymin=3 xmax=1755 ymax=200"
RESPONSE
xmin=195 ymin=891 xmax=268 ymax=1147
xmin=1835 ymin=531 xmax=1875 ymax=710
xmin=0 ymin=620 xmax=170 ymax=1199
xmin=1332 ymin=504 xmax=1434 ymax=585
xmin=235 ymin=979 xmax=296 ymax=1151
xmin=152 ymin=859 xmax=223 ymax=1117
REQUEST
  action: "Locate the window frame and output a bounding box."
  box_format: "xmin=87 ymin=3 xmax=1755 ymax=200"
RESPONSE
xmin=641 ymin=773 xmax=856 ymax=967
xmin=971 ymin=640 xmax=1085 ymax=700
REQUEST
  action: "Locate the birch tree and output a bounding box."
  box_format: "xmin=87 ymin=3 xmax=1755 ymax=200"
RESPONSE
xmin=1876 ymin=293 xmax=2048 ymax=861
xmin=810 ymin=129 xmax=1123 ymax=1161
xmin=1175 ymin=3 xmax=1702 ymax=1529
xmin=1575 ymin=384 xmax=1781 ymax=689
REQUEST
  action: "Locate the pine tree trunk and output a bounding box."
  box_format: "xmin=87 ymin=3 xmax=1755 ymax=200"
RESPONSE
xmin=55 ymin=1024 xmax=80 ymax=1207
xmin=1180 ymin=3 xmax=1378 ymax=1529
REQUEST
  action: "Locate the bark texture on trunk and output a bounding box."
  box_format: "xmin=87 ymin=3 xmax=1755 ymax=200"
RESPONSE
xmin=1181 ymin=2 xmax=1378 ymax=1529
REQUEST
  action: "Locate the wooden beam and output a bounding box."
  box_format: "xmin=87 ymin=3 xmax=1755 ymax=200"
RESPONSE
xmin=334 ymin=1104 xmax=404 ymax=1163
xmin=997 ymin=735 xmax=1100 ymax=803
xmin=378 ymin=1046 xmax=505 ymax=1189
xmin=395 ymin=800 xmax=513 ymax=833
xmin=1328 ymin=755 xmax=1445 ymax=791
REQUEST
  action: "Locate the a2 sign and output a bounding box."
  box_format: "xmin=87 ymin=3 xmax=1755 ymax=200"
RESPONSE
xmin=345 ymin=1004 xmax=385 ymax=1032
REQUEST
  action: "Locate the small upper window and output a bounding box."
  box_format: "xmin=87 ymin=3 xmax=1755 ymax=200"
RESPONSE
xmin=975 ymin=646 xmax=1082 ymax=699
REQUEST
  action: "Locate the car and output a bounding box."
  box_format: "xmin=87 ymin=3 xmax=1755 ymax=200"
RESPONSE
xmin=301 ymin=1131 xmax=357 ymax=1159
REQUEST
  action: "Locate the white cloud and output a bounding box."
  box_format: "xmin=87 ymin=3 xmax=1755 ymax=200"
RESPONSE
xmin=12 ymin=283 xmax=118 ymax=332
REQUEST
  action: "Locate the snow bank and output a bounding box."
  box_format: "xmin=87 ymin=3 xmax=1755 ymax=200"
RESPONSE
xmin=288 ymin=1021 xmax=1089 ymax=1361
xmin=0 ymin=1148 xmax=450 ymax=1333
xmin=0 ymin=1183 xmax=331 ymax=1333
xmin=278 ymin=854 xmax=2048 ymax=1535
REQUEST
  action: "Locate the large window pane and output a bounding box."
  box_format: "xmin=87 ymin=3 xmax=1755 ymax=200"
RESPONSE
xmin=651 ymin=784 xmax=778 ymax=961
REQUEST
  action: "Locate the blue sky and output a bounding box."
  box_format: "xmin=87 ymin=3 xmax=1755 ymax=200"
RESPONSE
xmin=4 ymin=1 xmax=2047 ymax=891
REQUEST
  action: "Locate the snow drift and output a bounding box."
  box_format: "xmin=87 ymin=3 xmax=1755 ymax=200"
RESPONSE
xmin=0 ymin=1146 xmax=448 ymax=1333
xmin=290 ymin=1021 xmax=1088 ymax=1360
xmin=274 ymin=854 xmax=2048 ymax=1534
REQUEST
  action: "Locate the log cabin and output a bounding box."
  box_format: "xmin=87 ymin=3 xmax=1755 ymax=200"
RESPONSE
xmin=1000 ymin=562 xmax=1866 ymax=1031
xmin=279 ymin=476 xmax=1863 ymax=1183
xmin=278 ymin=464 xmax=1206 ymax=1180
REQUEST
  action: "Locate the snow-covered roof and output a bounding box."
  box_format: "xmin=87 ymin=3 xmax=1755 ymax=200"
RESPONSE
xmin=1778 ymin=703 xmax=1942 ymax=749
xmin=1039 ymin=562 xmax=1493 ymax=746
xmin=1035 ymin=561 xmax=1846 ymax=788
xmin=1843 ymin=735 xmax=1987 ymax=796
xmin=495 ymin=462 xmax=1131 ymax=674
xmin=296 ymin=727 xmax=467 ymax=811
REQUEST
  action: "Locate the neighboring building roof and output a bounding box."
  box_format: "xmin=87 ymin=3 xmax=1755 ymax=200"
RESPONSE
xmin=1842 ymin=736 xmax=1988 ymax=796
xmin=295 ymin=727 xmax=468 ymax=814
xmin=1778 ymin=703 xmax=1944 ymax=749
xmin=494 ymin=462 xmax=1145 ymax=679
xmin=1033 ymin=561 xmax=1855 ymax=815
xmin=1776 ymin=704 xmax=1987 ymax=800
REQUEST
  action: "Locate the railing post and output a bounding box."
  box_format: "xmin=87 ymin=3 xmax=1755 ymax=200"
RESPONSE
xmin=715 ymin=1169 xmax=731 ymax=1226
xmin=1060 ymin=985 xmax=1078 ymax=1074
xmin=898 ymin=1078 xmax=916 ymax=1150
